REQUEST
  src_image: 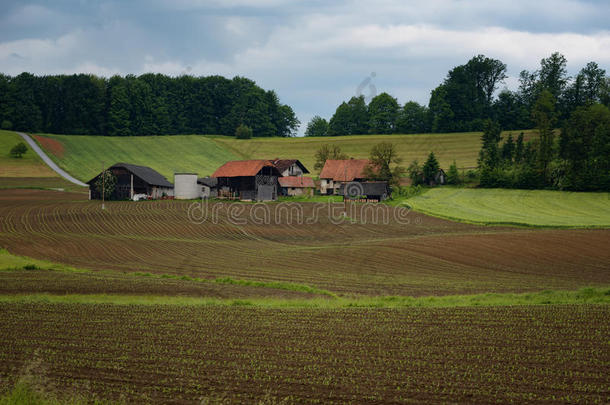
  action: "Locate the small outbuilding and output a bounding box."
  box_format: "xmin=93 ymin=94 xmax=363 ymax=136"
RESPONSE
xmin=198 ymin=177 xmax=218 ymax=199
xmin=278 ymin=176 xmax=315 ymax=197
xmin=211 ymin=160 xmax=281 ymax=201
xmin=87 ymin=163 xmax=174 ymax=200
xmin=338 ymin=181 xmax=390 ymax=202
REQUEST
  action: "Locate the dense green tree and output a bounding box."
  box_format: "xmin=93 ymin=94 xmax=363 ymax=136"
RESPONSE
xmin=368 ymin=93 xmax=399 ymax=134
xmin=532 ymin=90 xmax=557 ymax=181
xmin=407 ymin=160 xmax=424 ymax=186
xmin=10 ymin=142 xmax=27 ymax=158
xmin=422 ymin=152 xmax=440 ymax=185
xmin=106 ymin=77 xmax=131 ymax=136
xmin=305 ymin=116 xmax=329 ymax=137
xmin=446 ymin=161 xmax=460 ymax=185
xmin=396 ymin=101 xmax=430 ymax=133
xmin=538 ymin=52 xmax=568 ymax=101
xmin=501 ymin=133 xmax=515 ymax=163
xmin=328 ymin=102 xmax=352 ymax=136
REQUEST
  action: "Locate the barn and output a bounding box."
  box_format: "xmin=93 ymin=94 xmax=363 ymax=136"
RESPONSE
xmin=319 ymin=159 xmax=371 ymax=195
xmin=211 ymin=160 xmax=280 ymax=201
xmin=87 ymin=163 xmax=174 ymax=200
xmin=278 ymin=176 xmax=315 ymax=196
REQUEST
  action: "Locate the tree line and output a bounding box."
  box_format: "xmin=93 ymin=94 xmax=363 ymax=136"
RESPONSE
xmin=0 ymin=73 xmax=299 ymax=137
xmin=306 ymin=53 xmax=609 ymax=136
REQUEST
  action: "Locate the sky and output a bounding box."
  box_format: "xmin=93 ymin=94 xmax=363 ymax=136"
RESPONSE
xmin=1 ymin=0 xmax=609 ymax=135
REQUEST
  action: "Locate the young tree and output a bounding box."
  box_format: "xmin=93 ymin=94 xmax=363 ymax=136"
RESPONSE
xmin=94 ymin=170 xmax=117 ymax=200
xmin=408 ymin=160 xmax=424 ymax=186
xmin=478 ymin=119 xmax=502 ymax=170
xmin=532 ymin=90 xmax=557 ymax=181
xmin=501 ymin=133 xmax=515 ymax=163
xmin=422 ymin=152 xmax=440 ymax=184
xmin=235 ymin=124 xmax=253 ymax=139
xmin=10 ymin=142 xmax=27 ymax=158
xmin=446 ymin=161 xmax=460 ymax=185
xmin=314 ymin=144 xmax=348 ymax=171
xmin=363 ymin=142 xmax=405 ymax=186
xmin=514 ymin=132 xmax=525 ymax=163
xmin=305 ymin=116 xmax=329 ymax=137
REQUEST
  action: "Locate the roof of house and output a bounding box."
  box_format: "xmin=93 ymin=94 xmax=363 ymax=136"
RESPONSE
xmin=338 ymin=181 xmax=390 ymax=197
xmin=87 ymin=162 xmax=173 ymax=188
xmin=319 ymin=159 xmax=371 ymax=181
xmin=271 ymin=159 xmax=310 ymax=174
xmin=211 ymin=160 xmax=280 ymax=178
xmin=278 ymin=176 xmax=315 ymax=188
xmin=197 ymin=176 xmax=218 ymax=187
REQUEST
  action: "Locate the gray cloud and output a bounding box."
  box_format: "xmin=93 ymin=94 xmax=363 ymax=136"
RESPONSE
xmin=1 ymin=0 xmax=609 ymax=135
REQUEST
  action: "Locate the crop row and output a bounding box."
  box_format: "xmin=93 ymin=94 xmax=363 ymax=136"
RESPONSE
xmin=0 ymin=303 xmax=608 ymax=403
xmin=1 ymin=189 xmax=609 ymax=297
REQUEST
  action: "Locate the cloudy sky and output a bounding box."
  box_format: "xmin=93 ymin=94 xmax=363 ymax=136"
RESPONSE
xmin=1 ymin=0 xmax=609 ymax=135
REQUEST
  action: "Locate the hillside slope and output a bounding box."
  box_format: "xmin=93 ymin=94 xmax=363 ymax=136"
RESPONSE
xmin=34 ymin=130 xmax=537 ymax=181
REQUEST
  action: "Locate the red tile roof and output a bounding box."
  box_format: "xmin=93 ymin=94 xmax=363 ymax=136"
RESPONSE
xmin=212 ymin=160 xmax=279 ymax=178
xmin=319 ymin=159 xmax=371 ymax=181
xmin=278 ymin=176 xmax=315 ymax=188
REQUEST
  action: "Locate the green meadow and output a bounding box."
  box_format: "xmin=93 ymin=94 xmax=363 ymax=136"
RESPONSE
xmin=404 ymin=188 xmax=610 ymax=228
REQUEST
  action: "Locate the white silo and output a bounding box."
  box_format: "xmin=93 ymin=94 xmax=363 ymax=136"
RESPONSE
xmin=174 ymin=173 xmax=200 ymax=199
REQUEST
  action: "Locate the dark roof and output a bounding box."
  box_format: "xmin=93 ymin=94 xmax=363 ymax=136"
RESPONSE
xmin=87 ymin=162 xmax=173 ymax=188
xmin=319 ymin=159 xmax=371 ymax=181
xmin=278 ymin=176 xmax=315 ymax=188
xmin=212 ymin=160 xmax=281 ymax=178
xmin=338 ymin=181 xmax=389 ymax=197
xmin=197 ymin=176 xmax=218 ymax=187
xmin=271 ymin=159 xmax=310 ymax=174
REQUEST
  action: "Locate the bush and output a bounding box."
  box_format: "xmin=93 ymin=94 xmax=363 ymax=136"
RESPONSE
xmin=1 ymin=120 xmax=13 ymax=130
xmin=10 ymin=142 xmax=27 ymax=158
xmin=235 ymin=124 xmax=252 ymax=139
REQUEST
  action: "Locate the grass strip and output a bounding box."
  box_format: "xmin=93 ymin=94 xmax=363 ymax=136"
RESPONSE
xmin=0 ymin=287 xmax=608 ymax=309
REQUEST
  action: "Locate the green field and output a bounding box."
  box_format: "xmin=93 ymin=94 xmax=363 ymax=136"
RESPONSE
xmin=0 ymin=130 xmax=58 ymax=178
xmin=34 ymin=130 xmax=538 ymax=181
xmin=405 ymin=188 xmax=610 ymax=228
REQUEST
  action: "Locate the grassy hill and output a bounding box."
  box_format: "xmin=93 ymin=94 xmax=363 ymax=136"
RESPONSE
xmin=33 ymin=130 xmax=538 ymax=181
xmin=0 ymin=130 xmax=85 ymax=192
xmin=404 ymin=188 xmax=610 ymax=228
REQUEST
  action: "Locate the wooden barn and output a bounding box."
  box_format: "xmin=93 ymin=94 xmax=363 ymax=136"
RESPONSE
xmin=87 ymin=163 xmax=174 ymax=200
xmin=211 ymin=160 xmax=280 ymax=201
xmin=271 ymin=159 xmax=310 ymax=177
xmin=278 ymin=176 xmax=315 ymax=196
xmin=338 ymin=181 xmax=391 ymax=202
xmin=319 ymin=159 xmax=371 ymax=195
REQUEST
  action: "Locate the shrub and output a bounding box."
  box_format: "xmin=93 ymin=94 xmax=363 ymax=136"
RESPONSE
xmin=1 ymin=120 xmax=13 ymax=130
xmin=235 ymin=124 xmax=253 ymax=139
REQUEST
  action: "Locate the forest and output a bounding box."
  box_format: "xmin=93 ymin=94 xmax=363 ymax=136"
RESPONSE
xmin=307 ymin=53 xmax=609 ymax=137
xmin=0 ymin=73 xmax=299 ymax=137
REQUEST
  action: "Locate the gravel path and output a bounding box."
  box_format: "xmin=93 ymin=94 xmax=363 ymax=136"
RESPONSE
xmin=17 ymin=132 xmax=87 ymax=187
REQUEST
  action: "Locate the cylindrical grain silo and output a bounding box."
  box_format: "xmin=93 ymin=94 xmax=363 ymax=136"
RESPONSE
xmin=174 ymin=173 xmax=200 ymax=199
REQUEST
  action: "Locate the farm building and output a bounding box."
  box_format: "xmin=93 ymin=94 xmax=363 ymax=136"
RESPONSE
xmin=278 ymin=176 xmax=315 ymax=196
xmin=211 ymin=160 xmax=281 ymax=201
xmin=174 ymin=173 xmax=199 ymax=199
xmin=433 ymin=168 xmax=447 ymax=185
xmin=271 ymin=159 xmax=310 ymax=177
xmin=338 ymin=181 xmax=391 ymax=202
xmin=87 ymin=163 xmax=174 ymax=200
xmin=198 ymin=177 xmax=218 ymax=199
xmin=319 ymin=159 xmax=371 ymax=195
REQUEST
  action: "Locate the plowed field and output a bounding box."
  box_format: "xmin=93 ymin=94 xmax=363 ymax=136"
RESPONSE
xmin=1 ymin=189 xmax=609 ymax=296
